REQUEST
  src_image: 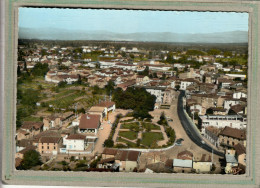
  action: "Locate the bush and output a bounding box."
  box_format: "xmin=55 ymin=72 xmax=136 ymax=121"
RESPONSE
xmin=18 ymin=150 xmax=42 ymax=170
xmin=103 ymin=139 xmax=114 ymax=147
xmin=70 ymin=156 xmax=75 ymax=162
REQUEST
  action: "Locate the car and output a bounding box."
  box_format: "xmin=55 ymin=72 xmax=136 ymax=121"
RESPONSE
xmin=168 ymin=119 xmax=173 ymax=122
xmin=201 ymin=140 xmax=205 ymax=144
xmin=100 ymin=127 xmax=104 ymax=130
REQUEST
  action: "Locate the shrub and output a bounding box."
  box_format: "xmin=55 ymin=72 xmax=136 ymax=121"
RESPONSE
xmin=103 ymin=139 xmax=114 ymax=147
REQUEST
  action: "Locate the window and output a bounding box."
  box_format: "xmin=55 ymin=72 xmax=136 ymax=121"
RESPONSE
xmin=47 ymin=146 xmax=49 ymax=149
xmin=42 ymin=146 xmax=44 ymax=149
xmin=54 ymin=146 xmax=56 ymax=149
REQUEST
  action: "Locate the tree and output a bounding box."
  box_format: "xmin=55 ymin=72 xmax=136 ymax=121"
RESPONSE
xmin=224 ymin=51 xmax=232 ymax=57
xmin=206 ymin=108 xmax=214 ymax=115
xmin=136 ymin=139 xmax=141 ymax=147
xmin=77 ymin=74 xmax=82 ymax=85
xmin=18 ymin=150 xmax=42 ymax=170
xmin=32 ymin=63 xmax=49 ymax=76
xmin=104 ymin=80 xmax=115 ymax=95
xmin=70 ymin=156 xmax=75 ymax=162
xmin=58 ymin=81 xmax=67 ymax=88
xmin=103 ymin=139 xmax=114 ymax=147
xmin=138 ymin=66 xmax=149 ymax=76
xmin=175 ymin=85 xmax=180 ymax=91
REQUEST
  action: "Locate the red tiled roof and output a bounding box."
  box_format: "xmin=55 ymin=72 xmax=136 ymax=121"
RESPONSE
xmin=21 ymin=121 xmax=43 ymax=130
xmin=102 ymin=148 xmax=118 ymax=155
xmin=79 ymin=114 xmax=100 ymax=129
xmin=219 ymin=127 xmax=246 ymax=140
xmin=39 ymin=136 xmax=61 ymax=143
xmin=234 ymin=143 xmax=246 ymax=155
xmin=115 ymin=150 xmax=140 ymax=162
xmin=19 ymin=145 xmax=37 ymax=154
xmin=96 ymin=101 xmax=115 ymax=108
xmin=66 ymin=134 xmax=86 ymax=140
xmin=15 ymin=158 xmax=23 ymax=168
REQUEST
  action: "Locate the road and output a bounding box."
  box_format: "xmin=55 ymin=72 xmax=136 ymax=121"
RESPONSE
xmin=177 ymin=91 xmax=224 ymax=157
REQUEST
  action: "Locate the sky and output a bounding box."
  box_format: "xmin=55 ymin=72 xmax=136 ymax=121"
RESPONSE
xmin=19 ymin=8 xmax=248 ymax=34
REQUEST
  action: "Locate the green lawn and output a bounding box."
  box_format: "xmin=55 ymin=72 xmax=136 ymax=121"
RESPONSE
xmin=141 ymin=122 xmax=161 ymax=130
xmin=141 ymin=132 xmax=164 ymax=147
xmin=118 ymin=131 xmax=138 ymax=140
xmin=117 ymin=137 xmax=137 ymax=147
xmin=120 ymin=122 xmax=139 ymax=129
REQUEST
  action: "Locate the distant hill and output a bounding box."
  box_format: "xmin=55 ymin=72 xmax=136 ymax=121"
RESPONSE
xmin=19 ymin=28 xmax=248 ymax=43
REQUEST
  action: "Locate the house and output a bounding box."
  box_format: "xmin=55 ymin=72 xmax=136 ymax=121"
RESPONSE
xmin=204 ymin=126 xmax=221 ymax=147
xmin=43 ymin=116 xmax=62 ymax=131
xmin=179 ymin=68 xmax=201 ymax=80
xmin=17 ymin=121 xmax=44 ymax=140
xmin=229 ymin=104 xmax=246 ymax=115
xmin=180 ymin=79 xmax=195 ymax=90
xmin=173 ymin=159 xmax=193 ymax=173
xmin=97 ymin=157 xmax=116 ymax=169
xmin=96 ymin=101 xmax=116 ymax=120
xmin=79 ymin=114 xmax=101 ymax=135
xmin=234 ymin=143 xmax=246 ymax=166
xmin=223 ymin=98 xmax=245 ymax=110
xmin=102 ymin=148 xmax=118 ymax=159
xmin=136 ymin=75 xmax=150 ymax=85
xmin=193 ymin=154 xmax=212 ymax=173
xmin=199 ymin=115 xmax=247 ymax=134
xmin=117 ymin=80 xmax=136 ymax=91
xmin=232 ymin=91 xmax=247 ymax=99
xmin=143 ymin=86 xmax=166 ymax=103
xmin=59 ymin=134 xmax=90 ymax=154
xmin=96 ymin=101 xmax=116 ymax=113
xmin=162 ymin=88 xmax=176 ymax=104
xmin=207 ymin=107 xmax=227 ymax=115
xmin=115 ymin=150 xmax=141 ymax=172
xmin=38 ymin=136 xmax=62 ymax=155
xmin=217 ymin=78 xmax=234 ymax=89
xmin=16 ymin=145 xmax=37 ymax=159
xmin=16 ymin=139 xmax=35 ymax=153
xmin=218 ymin=126 xmax=246 ymax=149
xmin=225 ymin=154 xmax=238 ymax=174
xmin=64 ymin=134 xmax=86 ymax=151
xmin=88 ymin=106 xmax=107 ymax=121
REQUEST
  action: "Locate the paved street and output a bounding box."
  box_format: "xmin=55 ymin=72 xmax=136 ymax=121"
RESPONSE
xmin=177 ymin=91 xmax=224 ymax=157
xmin=94 ymin=109 xmax=130 ymax=155
xmin=139 ymin=92 xmax=223 ymax=171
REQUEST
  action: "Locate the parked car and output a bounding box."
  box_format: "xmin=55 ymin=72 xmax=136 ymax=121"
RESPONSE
xmin=175 ymin=138 xmax=184 ymax=146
